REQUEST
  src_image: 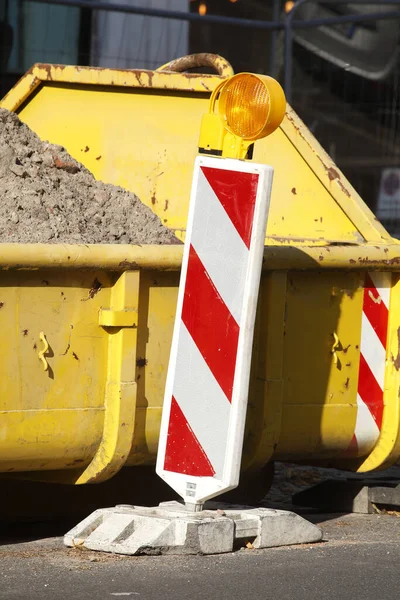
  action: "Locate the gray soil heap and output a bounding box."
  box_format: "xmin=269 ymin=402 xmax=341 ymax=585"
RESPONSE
xmin=0 ymin=108 xmax=178 ymax=244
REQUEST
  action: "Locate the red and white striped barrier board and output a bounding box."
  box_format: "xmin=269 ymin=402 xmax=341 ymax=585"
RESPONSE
xmin=349 ymin=272 xmax=391 ymax=455
xmin=156 ymin=156 xmax=273 ymax=507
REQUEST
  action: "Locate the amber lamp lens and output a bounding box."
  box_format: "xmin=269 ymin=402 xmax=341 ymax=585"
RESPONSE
xmin=219 ymin=74 xmax=270 ymax=140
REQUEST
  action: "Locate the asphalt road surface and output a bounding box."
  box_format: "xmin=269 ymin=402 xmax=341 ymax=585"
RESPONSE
xmin=1 ymin=512 xmax=399 ymax=600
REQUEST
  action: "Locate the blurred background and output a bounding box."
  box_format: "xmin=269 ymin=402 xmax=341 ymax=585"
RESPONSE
xmin=1 ymin=0 xmax=400 ymax=235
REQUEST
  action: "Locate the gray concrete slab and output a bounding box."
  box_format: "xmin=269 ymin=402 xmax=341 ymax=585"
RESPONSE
xmin=64 ymin=502 xmax=322 ymax=555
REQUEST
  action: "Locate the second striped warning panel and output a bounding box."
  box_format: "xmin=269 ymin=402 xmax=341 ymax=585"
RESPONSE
xmin=351 ymin=271 xmax=391 ymax=455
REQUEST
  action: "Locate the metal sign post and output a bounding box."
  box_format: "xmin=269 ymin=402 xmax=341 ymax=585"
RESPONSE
xmin=156 ymin=155 xmax=274 ymax=510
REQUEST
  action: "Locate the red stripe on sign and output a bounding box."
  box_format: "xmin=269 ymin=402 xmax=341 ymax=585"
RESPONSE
xmin=182 ymin=244 xmax=239 ymax=402
xmin=363 ymin=275 xmax=389 ymax=348
xmin=201 ymin=166 xmax=259 ymax=249
xmin=358 ymin=354 xmax=383 ymax=430
xmin=164 ymin=397 xmax=215 ymax=476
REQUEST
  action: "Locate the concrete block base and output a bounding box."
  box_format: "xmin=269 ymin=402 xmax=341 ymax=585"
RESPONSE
xmin=64 ymin=501 xmax=322 ymax=556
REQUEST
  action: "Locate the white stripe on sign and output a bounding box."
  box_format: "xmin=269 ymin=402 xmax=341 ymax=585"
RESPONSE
xmin=173 ymin=322 xmax=231 ymax=477
xmin=190 ymin=169 xmax=249 ymax=324
xmin=355 ymin=393 xmax=380 ymax=451
xmin=360 ymin=312 xmax=386 ymax=385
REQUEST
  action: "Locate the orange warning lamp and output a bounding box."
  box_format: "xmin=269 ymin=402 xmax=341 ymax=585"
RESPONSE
xmin=198 ymin=72 xmax=286 ymax=159
xmin=218 ymin=73 xmax=286 ymax=141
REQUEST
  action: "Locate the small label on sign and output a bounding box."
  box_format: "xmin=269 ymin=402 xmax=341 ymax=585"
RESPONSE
xmin=186 ymin=482 xmax=197 ymax=497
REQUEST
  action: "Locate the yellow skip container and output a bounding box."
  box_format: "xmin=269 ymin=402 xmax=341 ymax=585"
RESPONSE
xmin=1 ymin=55 xmax=399 ymax=486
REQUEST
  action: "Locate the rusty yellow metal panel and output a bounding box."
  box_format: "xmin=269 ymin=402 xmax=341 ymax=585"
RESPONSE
xmin=0 ymin=262 xmax=179 ymax=479
xmin=276 ymin=272 xmax=363 ymax=459
xmin=0 ymin=270 xmax=111 ymax=473
xmin=1 ymin=63 xmax=389 ymax=245
xmin=255 ymin=128 xmax=366 ymax=244
xmin=0 ymin=247 xmax=399 ymax=479
xmin=0 ymin=270 xmax=111 ymax=413
xmin=127 ymin=270 xmax=180 ymax=465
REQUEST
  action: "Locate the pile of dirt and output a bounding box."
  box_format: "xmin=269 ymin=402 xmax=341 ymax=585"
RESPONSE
xmin=0 ymin=108 xmax=178 ymax=244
